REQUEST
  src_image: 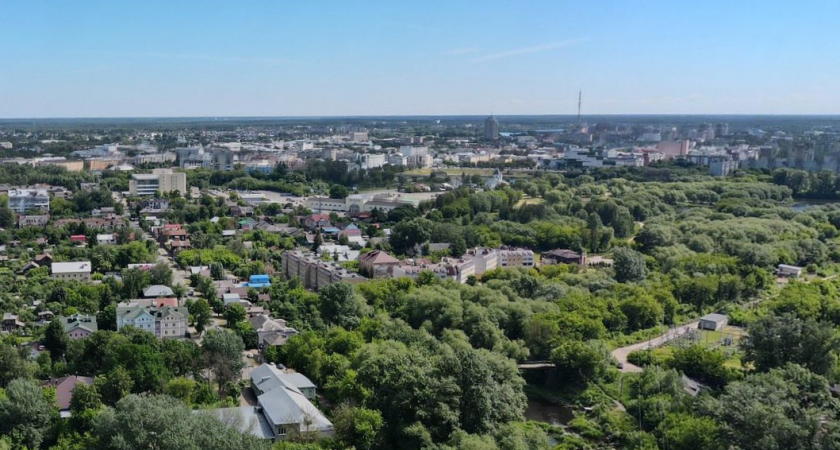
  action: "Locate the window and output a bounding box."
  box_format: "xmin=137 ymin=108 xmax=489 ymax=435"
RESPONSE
xmin=278 ymin=427 xmax=287 ymax=436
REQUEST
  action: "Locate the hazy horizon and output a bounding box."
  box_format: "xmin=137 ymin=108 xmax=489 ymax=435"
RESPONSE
xmin=3 ymin=1 xmax=840 ymax=118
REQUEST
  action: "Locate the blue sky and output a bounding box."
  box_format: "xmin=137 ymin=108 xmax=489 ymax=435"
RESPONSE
xmin=2 ymin=0 xmax=839 ymax=117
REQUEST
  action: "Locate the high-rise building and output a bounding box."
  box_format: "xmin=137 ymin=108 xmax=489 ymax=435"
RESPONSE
xmin=484 ymin=115 xmax=500 ymax=140
xmin=129 ymin=169 xmax=187 ymax=196
xmin=715 ymin=123 xmax=730 ymax=137
xmin=211 ymin=148 xmax=234 ymax=171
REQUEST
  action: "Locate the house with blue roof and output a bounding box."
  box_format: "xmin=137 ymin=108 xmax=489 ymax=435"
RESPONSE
xmin=246 ymin=274 xmax=271 ymax=289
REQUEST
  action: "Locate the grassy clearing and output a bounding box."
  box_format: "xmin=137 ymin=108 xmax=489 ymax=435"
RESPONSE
xmin=516 ymin=197 xmax=545 ymax=207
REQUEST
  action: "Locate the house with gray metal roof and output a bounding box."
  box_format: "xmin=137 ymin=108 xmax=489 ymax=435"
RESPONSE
xmin=142 ymin=284 xmax=175 ymax=298
xmin=250 ymin=363 xmax=331 ymax=440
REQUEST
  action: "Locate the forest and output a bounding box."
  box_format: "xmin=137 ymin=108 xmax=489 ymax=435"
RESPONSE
xmin=3 ymin=164 xmax=840 ymax=449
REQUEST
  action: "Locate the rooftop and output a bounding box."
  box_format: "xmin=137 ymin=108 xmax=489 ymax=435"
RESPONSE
xmin=51 ymin=261 xmax=92 ymax=274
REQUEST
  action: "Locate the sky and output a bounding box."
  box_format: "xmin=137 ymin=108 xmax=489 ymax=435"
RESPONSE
xmin=2 ymin=0 xmax=840 ymax=118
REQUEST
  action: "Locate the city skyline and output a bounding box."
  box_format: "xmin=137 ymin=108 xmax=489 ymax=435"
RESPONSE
xmin=3 ymin=0 xmax=840 ymax=118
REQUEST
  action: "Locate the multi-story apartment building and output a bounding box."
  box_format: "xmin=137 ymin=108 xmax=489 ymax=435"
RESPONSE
xmin=440 ymin=257 xmax=475 ymax=284
xmin=129 ymin=169 xmax=187 ymax=196
xmin=497 ymin=247 xmax=535 ymax=269
xmin=175 ymin=147 xmax=234 ymax=170
xmin=359 ymin=153 xmax=385 ymax=170
xmin=134 ymin=152 xmax=176 ymax=165
xmin=391 ymin=257 xmax=475 ymax=284
xmin=464 ymin=248 xmax=499 ymax=276
xmin=51 ymin=261 xmax=92 ymax=281
xmin=8 ymin=189 xmax=50 ymax=214
xmin=116 ymin=300 xmax=188 ymax=339
xmin=280 ymin=250 xmax=366 ymax=291
xmin=211 ymin=148 xmax=234 ymax=171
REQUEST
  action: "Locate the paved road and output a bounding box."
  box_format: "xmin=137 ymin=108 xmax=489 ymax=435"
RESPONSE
xmin=611 ymin=322 xmax=699 ymax=373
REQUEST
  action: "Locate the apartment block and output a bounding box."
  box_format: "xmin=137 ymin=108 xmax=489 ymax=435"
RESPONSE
xmin=280 ymin=250 xmax=366 ymax=291
xmin=129 ymin=169 xmax=186 ymax=196
xmin=8 ymin=189 xmax=50 ymax=214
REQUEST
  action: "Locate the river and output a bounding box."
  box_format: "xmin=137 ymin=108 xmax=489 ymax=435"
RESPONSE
xmin=524 ymin=397 xmax=574 ymax=426
xmin=790 ymin=199 xmax=840 ymax=212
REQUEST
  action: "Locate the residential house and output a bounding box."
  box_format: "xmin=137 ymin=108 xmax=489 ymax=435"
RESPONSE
xmin=143 ymin=285 xmax=175 ymax=298
xmin=34 ymin=253 xmax=53 ymax=266
xmin=51 ymin=261 xmax=92 ymax=281
xmin=246 ymin=274 xmax=271 ymax=289
xmin=303 ymin=214 xmax=331 ymax=230
xmin=70 ymin=235 xmax=87 ymax=244
xmin=229 ymin=205 xmax=254 ymax=217
xmin=359 ymin=250 xmax=400 ymax=278
xmin=20 ymin=261 xmax=41 ymax=275
xmin=61 ymin=314 xmax=98 ymax=339
xmin=251 ymin=363 xmax=318 ymax=400
xmin=1 ymin=313 xmax=25 ymax=332
xmin=239 ymin=218 xmax=257 ymax=230
xmin=96 ymin=233 xmax=117 ymax=245
xmin=37 ymin=310 xmax=55 ymax=325
xmin=251 ymin=314 xmax=299 ymax=349
xmin=250 ymin=363 xmax=331 ymax=440
xmin=42 ymin=376 xmax=94 ymax=418
xmin=777 ymin=264 xmax=804 ymax=278
xmin=116 ymin=301 xmax=188 ymax=339
xmin=169 ymin=239 xmax=192 ymax=254
xmin=223 ymin=293 xmax=248 ymax=306
xmin=18 ymin=214 xmax=50 ymax=228
xmin=205 ymin=364 xmax=332 ymax=441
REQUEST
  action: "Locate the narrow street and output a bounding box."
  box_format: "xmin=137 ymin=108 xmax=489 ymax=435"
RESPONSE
xmin=611 ymin=322 xmax=700 ymax=373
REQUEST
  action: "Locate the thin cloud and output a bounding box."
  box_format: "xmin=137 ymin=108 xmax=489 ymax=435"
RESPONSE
xmin=470 ymin=39 xmax=586 ymax=63
xmin=444 ymin=47 xmax=478 ymax=56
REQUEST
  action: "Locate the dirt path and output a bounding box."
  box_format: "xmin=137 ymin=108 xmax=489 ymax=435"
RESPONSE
xmin=611 ymin=322 xmax=699 ymax=373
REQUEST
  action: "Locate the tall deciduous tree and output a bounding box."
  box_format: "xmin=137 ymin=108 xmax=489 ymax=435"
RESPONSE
xmin=0 ymin=378 xmax=56 ymax=449
xmin=44 ymin=318 xmax=69 ymax=359
xmin=741 ymin=313 xmax=840 ymax=375
xmin=202 ymin=330 xmax=245 ymax=396
xmin=189 ymin=299 xmax=212 ymax=335
xmin=95 ymin=366 xmax=134 ymax=406
xmin=319 ymin=283 xmax=364 ymax=329
xmin=93 ymin=394 xmax=270 ymax=449
xmin=614 ymin=247 xmax=647 ymax=283
xmin=149 ymin=261 xmax=173 ymax=286
xmin=224 ymin=303 xmax=247 ymax=327
xmin=69 ymin=382 xmax=102 ymax=432
xmin=332 ymin=404 xmax=384 ymax=450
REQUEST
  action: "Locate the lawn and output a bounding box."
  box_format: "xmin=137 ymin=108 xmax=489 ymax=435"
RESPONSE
xmin=516 ymin=197 xmax=545 ymax=207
